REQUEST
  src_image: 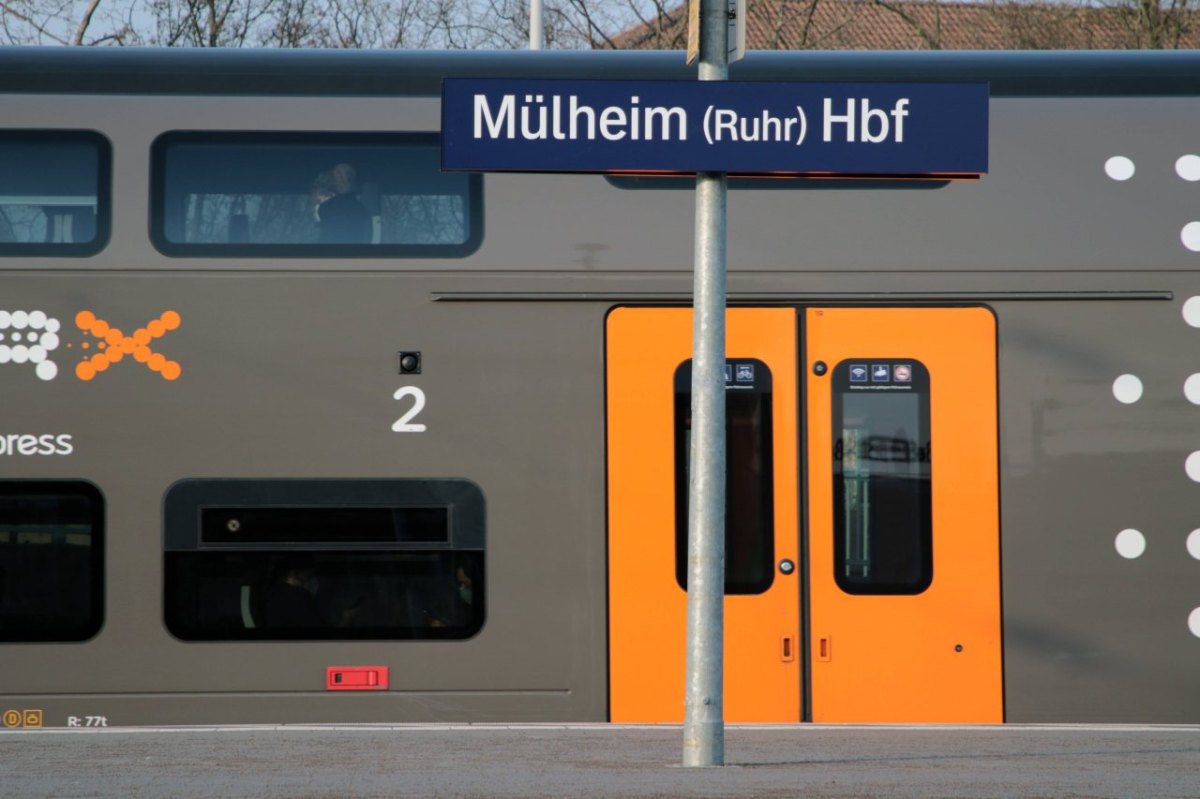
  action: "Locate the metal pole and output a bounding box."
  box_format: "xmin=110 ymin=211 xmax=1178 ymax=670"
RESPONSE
xmin=683 ymin=0 xmax=729 ymax=770
xmin=529 ymin=0 xmax=544 ymax=50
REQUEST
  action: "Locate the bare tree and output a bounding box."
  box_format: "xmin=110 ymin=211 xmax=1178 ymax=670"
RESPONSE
xmin=1 ymin=0 xmax=115 ymax=44
xmin=7 ymin=0 xmax=1190 ymax=52
xmin=1115 ymin=0 xmax=1197 ymax=47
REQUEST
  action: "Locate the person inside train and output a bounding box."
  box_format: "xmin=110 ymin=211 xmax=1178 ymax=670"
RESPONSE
xmin=426 ymin=563 xmax=474 ymax=629
xmin=261 ymin=557 xmax=323 ymax=629
xmin=309 ymin=163 xmax=372 ymax=244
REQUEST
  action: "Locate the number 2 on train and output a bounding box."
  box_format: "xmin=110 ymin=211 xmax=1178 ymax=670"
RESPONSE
xmin=392 ymin=386 xmax=427 ymax=432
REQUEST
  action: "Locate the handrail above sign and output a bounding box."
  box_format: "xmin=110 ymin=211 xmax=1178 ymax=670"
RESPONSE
xmin=441 ymin=79 xmax=988 ymax=178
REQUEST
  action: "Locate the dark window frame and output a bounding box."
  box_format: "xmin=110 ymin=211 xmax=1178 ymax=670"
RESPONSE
xmin=0 ymin=480 xmax=105 ymax=642
xmin=150 ymin=131 xmax=483 ymax=259
xmin=0 ymin=130 xmax=111 ymax=257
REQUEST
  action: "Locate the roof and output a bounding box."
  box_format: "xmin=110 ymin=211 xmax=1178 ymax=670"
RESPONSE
xmin=612 ymin=0 xmax=1200 ymax=51
xmin=0 ymin=47 xmax=1199 ymax=97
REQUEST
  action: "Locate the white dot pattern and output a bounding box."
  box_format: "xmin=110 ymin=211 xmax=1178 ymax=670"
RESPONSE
xmin=0 ymin=310 xmax=60 ymax=380
xmin=1105 ymin=156 xmax=1135 ymax=181
xmin=1177 ymin=154 xmax=1200 ymax=182
xmin=1114 ymin=529 xmax=1146 ymax=559
xmin=1185 ymin=375 xmax=1200 ymax=405
xmin=1184 ymin=222 xmax=1200 ymax=253
xmin=1112 ymin=374 xmax=1143 ymax=404
xmin=1184 ymin=297 xmax=1200 ymax=327
xmin=1187 ymin=530 xmax=1200 ymax=561
xmin=1187 ymin=452 xmax=1200 ymax=483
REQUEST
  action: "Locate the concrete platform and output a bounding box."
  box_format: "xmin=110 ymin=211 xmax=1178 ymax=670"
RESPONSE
xmin=2 ymin=723 xmax=1198 ymax=798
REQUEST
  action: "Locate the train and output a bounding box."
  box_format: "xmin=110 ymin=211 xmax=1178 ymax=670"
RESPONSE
xmin=1 ymin=47 xmax=1199 ymax=727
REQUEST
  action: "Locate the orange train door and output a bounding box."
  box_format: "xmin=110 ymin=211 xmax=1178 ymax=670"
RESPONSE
xmin=607 ymin=307 xmax=801 ymax=722
xmin=806 ymin=307 xmax=1003 ymax=722
xmin=606 ymin=305 xmax=1002 ymax=723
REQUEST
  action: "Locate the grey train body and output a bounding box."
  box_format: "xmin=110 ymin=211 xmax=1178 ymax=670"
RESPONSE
xmin=0 ymin=48 xmax=1198 ymax=726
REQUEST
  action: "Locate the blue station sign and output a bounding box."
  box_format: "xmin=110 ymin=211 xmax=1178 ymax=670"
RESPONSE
xmin=441 ymin=79 xmax=988 ymax=177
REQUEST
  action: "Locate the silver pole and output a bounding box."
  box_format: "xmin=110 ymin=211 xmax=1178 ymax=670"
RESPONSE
xmin=529 ymin=0 xmax=544 ymax=50
xmin=683 ymin=0 xmax=729 ymax=770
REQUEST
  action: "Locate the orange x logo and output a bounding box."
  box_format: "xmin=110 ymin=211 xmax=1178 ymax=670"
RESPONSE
xmin=74 ymin=310 xmax=182 ymax=382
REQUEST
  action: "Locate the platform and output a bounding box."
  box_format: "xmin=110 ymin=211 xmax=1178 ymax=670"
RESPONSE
xmin=2 ymin=723 xmax=1198 ymax=798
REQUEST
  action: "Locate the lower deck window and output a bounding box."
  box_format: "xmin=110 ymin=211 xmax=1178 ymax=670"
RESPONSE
xmin=0 ymin=481 xmax=104 ymax=641
xmin=164 ymin=479 xmax=485 ymax=641
xmin=165 ymin=550 xmax=482 ymax=641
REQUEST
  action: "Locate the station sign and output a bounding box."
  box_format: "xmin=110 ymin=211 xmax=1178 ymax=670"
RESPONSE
xmin=441 ymin=79 xmax=988 ymax=178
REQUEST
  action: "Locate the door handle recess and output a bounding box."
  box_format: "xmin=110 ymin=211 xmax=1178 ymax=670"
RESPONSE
xmin=781 ymin=635 xmax=795 ymax=663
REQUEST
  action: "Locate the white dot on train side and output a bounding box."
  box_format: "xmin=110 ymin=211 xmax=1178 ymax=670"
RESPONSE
xmin=10 ymin=345 xmax=29 ymax=364
xmin=1184 ymin=297 xmax=1200 ymax=327
xmin=1187 ymin=529 xmax=1200 ymax=560
xmin=1184 ymin=222 xmax=1200 ymax=253
xmin=1177 ymin=155 xmax=1200 ymax=182
xmin=1190 ymin=608 xmax=1200 ymax=638
xmin=1186 ymin=375 xmax=1200 ymax=405
xmin=10 ymin=311 xmax=28 ymax=329
xmin=0 ymin=311 xmax=9 ymax=329
xmin=28 ymin=310 xmax=46 ymax=329
xmin=1114 ymin=529 xmax=1146 ymax=559
xmin=0 ymin=345 xmax=9 ymax=364
xmin=40 ymin=332 xmax=59 ymax=351
xmin=35 ymin=360 xmax=57 ymax=381
xmin=1187 ymin=451 xmax=1200 ymax=482
xmin=1112 ymin=374 xmax=1143 ymax=404
xmin=10 ymin=332 xmax=20 ymax=343
xmin=44 ymin=317 xmax=60 ymax=334
xmin=28 ymin=346 xmax=46 ymax=364
xmin=1105 ymin=156 xmax=1135 ymax=181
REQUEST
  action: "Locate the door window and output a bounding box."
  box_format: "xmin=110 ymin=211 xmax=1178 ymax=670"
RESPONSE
xmin=674 ymin=359 xmax=775 ymax=595
xmin=832 ymin=359 xmax=932 ymax=595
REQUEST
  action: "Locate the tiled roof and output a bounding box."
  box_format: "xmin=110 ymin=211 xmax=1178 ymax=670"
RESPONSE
xmin=611 ymin=0 xmax=1200 ymax=51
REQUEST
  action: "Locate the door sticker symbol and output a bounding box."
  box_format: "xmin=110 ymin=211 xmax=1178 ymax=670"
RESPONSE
xmin=736 ymin=364 xmax=755 ymax=382
xmin=849 ymin=365 xmax=868 ymax=383
xmin=872 ymin=365 xmax=890 ymax=382
xmin=893 ymin=364 xmax=912 ymax=382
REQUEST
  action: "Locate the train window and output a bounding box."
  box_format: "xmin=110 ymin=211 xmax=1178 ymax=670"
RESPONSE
xmin=0 ymin=131 xmax=110 ymax=256
xmin=164 ymin=479 xmax=485 ymax=640
xmin=673 ymin=359 xmax=775 ymax=595
xmin=0 ymin=481 xmax=104 ymax=642
xmin=832 ymin=360 xmax=933 ymax=595
xmin=151 ymin=132 xmax=482 ymax=258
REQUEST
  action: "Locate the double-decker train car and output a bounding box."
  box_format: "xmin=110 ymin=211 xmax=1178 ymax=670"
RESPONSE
xmin=1 ymin=47 xmax=1198 ymax=727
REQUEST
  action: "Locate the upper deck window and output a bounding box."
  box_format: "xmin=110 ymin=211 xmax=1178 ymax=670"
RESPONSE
xmin=0 ymin=131 xmax=110 ymax=256
xmin=151 ymin=132 xmax=481 ymax=258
